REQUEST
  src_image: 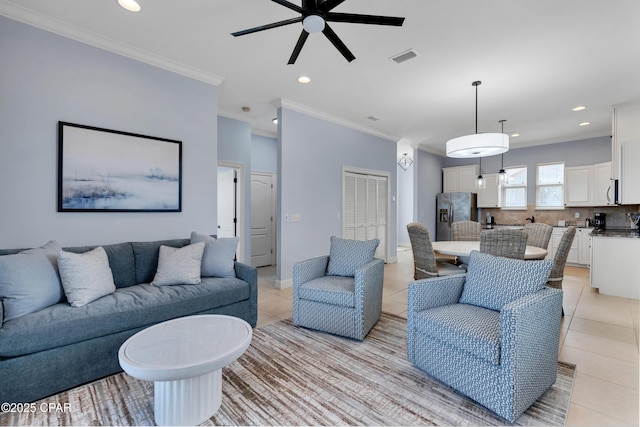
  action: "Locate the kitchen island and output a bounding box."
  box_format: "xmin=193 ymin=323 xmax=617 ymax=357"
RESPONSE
xmin=590 ymin=229 xmax=640 ymax=299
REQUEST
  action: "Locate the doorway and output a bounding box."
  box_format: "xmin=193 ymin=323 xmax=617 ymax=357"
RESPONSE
xmin=250 ymin=172 xmax=276 ymax=267
xmin=217 ymin=162 xmax=245 ymax=263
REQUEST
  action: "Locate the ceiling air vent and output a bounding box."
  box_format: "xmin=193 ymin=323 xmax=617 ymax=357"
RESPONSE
xmin=390 ymin=49 xmax=418 ymax=64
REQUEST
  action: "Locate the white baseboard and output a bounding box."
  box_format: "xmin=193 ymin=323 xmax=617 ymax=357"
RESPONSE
xmin=275 ymin=278 xmax=293 ymax=289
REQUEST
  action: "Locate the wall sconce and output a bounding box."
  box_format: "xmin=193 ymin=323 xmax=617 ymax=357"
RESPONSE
xmin=398 ymin=153 xmax=413 ymax=171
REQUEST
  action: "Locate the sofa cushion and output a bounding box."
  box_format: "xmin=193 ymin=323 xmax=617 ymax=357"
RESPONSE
xmin=63 ymin=242 xmax=136 ymax=288
xmin=298 ymin=276 xmax=356 ymax=308
xmin=132 ymin=239 xmax=190 ymax=284
xmin=0 ymin=241 xmax=64 ymax=322
xmin=58 ymin=247 xmax=116 ymax=308
xmin=459 ymin=251 xmax=553 ymax=312
xmin=151 ymin=242 xmax=205 ymax=286
xmin=413 ymin=303 xmax=501 ymax=365
xmin=326 ymin=236 xmax=379 ymax=277
xmin=190 ymin=232 xmax=238 ymax=278
xmin=0 ymin=277 xmax=251 ymax=358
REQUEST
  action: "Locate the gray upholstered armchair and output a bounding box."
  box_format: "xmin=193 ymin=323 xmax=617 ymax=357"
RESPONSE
xmin=293 ymin=236 xmax=384 ymax=340
xmin=407 ymin=250 xmax=562 ymax=422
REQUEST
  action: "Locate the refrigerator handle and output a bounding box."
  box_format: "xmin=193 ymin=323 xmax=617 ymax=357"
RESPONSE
xmin=449 ymin=202 xmax=453 ymax=227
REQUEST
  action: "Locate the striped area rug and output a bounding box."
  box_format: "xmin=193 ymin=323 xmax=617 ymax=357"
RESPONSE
xmin=1 ymin=313 xmax=574 ymax=426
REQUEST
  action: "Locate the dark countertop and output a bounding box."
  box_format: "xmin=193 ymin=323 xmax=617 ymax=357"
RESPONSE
xmin=591 ymin=228 xmax=640 ymax=238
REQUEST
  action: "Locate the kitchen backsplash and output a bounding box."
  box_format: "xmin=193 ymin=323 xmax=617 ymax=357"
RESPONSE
xmin=481 ymin=205 xmax=640 ymax=228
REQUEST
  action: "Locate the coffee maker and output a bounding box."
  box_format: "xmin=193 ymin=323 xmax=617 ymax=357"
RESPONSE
xmin=593 ymin=212 xmax=606 ymax=231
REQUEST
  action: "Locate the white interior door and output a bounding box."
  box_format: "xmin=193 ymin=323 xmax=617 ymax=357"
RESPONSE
xmin=217 ymin=167 xmax=236 ymax=238
xmin=251 ymin=172 xmax=275 ymax=267
xmin=343 ymin=170 xmax=388 ymax=261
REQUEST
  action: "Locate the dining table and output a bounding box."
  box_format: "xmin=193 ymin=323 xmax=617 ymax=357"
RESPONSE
xmin=431 ymin=241 xmax=548 ymax=260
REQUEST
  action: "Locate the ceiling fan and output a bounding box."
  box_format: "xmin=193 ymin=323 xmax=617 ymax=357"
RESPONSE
xmin=231 ymin=0 xmax=405 ymax=64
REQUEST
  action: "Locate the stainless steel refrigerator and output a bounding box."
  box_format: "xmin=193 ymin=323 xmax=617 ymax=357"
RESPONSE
xmin=436 ymin=192 xmax=478 ymax=241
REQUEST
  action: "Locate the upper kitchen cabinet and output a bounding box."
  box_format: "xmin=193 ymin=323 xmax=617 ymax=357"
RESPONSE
xmin=442 ymin=165 xmax=479 ymax=193
xmin=593 ymin=162 xmax=612 ymax=206
xmin=477 ymin=173 xmax=501 ymax=208
xmin=565 ymin=166 xmax=593 ymax=206
xmin=612 ymin=100 xmax=640 ymax=204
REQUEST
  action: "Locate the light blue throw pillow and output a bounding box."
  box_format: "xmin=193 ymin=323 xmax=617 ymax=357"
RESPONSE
xmin=0 ymin=241 xmax=63 ymax=322
xmin=190 ymin=232 xmax=238 ymax=278
xmin=459 ymin=250 xmax=553 ymax=311
xmin=326 ymin=236 xmax=380 ymax=277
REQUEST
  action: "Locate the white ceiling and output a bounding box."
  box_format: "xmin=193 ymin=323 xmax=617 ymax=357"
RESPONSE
xmin=2 ymin=0 xmax=640 ymax=156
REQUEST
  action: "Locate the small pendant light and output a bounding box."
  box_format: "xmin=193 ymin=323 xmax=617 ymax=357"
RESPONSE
xmin=497 ymin=119 xmax=508 ymax=185
xmin=476 ymin=156 xmax=486 ymax=189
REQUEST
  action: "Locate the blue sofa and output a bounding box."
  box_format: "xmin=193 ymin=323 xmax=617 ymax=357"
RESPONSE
xmin=0 ymin=237 xmax=257 ymax=403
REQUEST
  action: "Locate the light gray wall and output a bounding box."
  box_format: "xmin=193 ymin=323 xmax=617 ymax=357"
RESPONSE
xmin=277 ymin=108 xmax=398 ymax=283
xmin=415 ymin=149 xmax=445 ymax=235
xmin=251 ymin=134 xmax=278 ymax=173
xmin=442 ymin=136 xmax=611 ymax=205
xmin=0 ymin=16 xmax=218 ymax=248
xmin=218 ymin=116 xmax=252 ymax=262
xmin=397 ymin=156 xmax=414 ymax=246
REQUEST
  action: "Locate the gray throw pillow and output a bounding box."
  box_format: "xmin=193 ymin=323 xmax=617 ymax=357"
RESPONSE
xmin=58 ymin=246 xmax=116 ymax=307
xmin=326 ymin=236 xmax=380 ymax=277
xmin=0 ymin=241 xmax=64 ymax=322
xmin=151 ymin=241 xmax=205 ymax=286
xmin=190 ymin=232 xmax=238 ymax=278
xmin=459 ymin=250 xmax=553 ymax=311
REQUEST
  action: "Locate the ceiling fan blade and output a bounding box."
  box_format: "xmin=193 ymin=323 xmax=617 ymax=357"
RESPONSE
xmin=288 ymin=30 xmax=310 ymax=64
xmin=322 ymin=24 xmax=355 ymax=62
xmin=302 ymin=0 xmax=318 ymax=11
xmin=326 ymin=13 xmax=405 ymax=26
xmin=318 ymin=0 xmax=346 ymax=12
xmin=231 ymin=17 xmax=302 ymax=37
xmin=270 ymin=0 xmax=304 ymax=14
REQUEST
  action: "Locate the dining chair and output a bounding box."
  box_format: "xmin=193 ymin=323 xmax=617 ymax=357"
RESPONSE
xmin=452 ymin=221 xmax=482 ymax=241
xmin=407 ymin=223 xmax=463 ymax=279
xmin=546 ymin=226 xmax=576 ymax=316
xmin=523 ymin=223 xmax=553 ymax=249
xmin=479 ymin=229 xmax=528 ymax=260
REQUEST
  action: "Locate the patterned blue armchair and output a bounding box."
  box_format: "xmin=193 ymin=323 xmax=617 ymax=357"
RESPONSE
xmin=293 ymin=236 xmax=384 ymax=340
xmin=407 ymin=250 xmax=562 ymax=422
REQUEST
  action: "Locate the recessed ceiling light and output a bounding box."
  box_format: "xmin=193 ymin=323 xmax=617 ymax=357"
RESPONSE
xmin=572 ymin=105 xmax=587 ymax=111
xmin=272 ymin=118 xmax=278 ymax=124
xmin=510 ymin=133 xmax=520 ymax=137
xmin=118 ymin=0 xmax=141 ymax=12
xmin=297 ymin=76 xmax=311 ymax=84
xmin=579 ymin=121 xmax=591 ymax=126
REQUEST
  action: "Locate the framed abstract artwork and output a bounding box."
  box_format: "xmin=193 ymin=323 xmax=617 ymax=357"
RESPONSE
xmin=57 ymin=122 xmax=182 ymax=212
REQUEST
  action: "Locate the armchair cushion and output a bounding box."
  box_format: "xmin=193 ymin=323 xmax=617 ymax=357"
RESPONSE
xmin=326 ymin=236 xmax=379 ymax=277
xmin=412 ymin=303 xmax=501 ymax=365
xmin=459 ymin=251 xmax=553 ymax=311
xmin=297 ymin=276 xmax=355 ymax=308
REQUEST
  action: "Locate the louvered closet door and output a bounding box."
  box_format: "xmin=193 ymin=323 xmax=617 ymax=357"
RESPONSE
xmin=343 ymin=171 xmax=388 ymax=261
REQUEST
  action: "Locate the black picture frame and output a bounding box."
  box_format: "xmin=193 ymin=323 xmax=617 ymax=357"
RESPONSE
xmin=57 ymin=121 xmax=182 ymax=212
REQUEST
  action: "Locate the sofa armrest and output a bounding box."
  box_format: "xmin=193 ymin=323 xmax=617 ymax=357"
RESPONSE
xmin=499 ymin=287 xmax=563 ymax=412
xmin=354 ymin=258 xmax=385 ymax=308
xmin=408 ymin=274 xmax=466 ymax=314
xmin=234 ymin=261 xmax=258 ymax=309
xmin=293 ymin=256 xmax=329 ymax=287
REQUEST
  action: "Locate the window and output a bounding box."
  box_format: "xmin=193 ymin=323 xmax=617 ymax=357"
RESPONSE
xmin=536 ymin=162 xmax=564 ymax=209
xmin=501 ymin=166 xmax=527 ymax=209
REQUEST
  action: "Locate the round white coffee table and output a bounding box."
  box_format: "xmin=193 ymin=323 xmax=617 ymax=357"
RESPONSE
xmin=118 ymin=315 xmax=252 ymax=426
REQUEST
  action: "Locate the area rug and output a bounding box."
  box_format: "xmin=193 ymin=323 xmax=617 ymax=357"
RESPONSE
xmin=1 ymin=313 xmax=575 ymax=426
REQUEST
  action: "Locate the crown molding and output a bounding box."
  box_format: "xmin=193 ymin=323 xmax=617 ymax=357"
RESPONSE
xmin=0 ymin=1 xmax=225 ymax=86
xmin=277 ymin=98 xmax=399 ymax=143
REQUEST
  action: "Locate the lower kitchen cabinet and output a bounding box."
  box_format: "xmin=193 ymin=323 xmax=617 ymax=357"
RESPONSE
xmin=590 ymin=236 xmax=640 ymax=299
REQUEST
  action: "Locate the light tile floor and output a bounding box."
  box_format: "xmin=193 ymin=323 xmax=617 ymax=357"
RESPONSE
xmin=256 ymin=248 xmax=639 ymax=426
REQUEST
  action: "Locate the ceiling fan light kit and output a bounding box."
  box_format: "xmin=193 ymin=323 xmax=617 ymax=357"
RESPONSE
xmin=231 ymin=0 xmax=405 ymax=64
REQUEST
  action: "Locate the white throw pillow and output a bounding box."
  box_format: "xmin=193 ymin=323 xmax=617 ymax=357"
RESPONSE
xmin=58 ymin=246 xmax=116 ymax=308
xmin=151 ymin=242 xmax=205 ymax=286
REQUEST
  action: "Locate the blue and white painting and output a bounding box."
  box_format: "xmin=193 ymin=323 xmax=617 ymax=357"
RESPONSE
xmin=59 ymin=123 xmax=181 ymax=211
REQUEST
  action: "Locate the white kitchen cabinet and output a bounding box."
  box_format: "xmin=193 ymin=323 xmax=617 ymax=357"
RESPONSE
xmin=577 ymin=228 xmax=593 ymax=265
xmin=565 ymin=166 xmax=593 ymax=206
xmin=550 ymin=227 xmax=581 ymax=265
xmin=591 ymin=236 xmax=640 ymax=299
xmin=442 ymin=165 xmax=479 ymax=193
xmin=612 ymin=101 xmax=640 ymax=204
xmin=477 ymin=173 xmax=500 ymax=208
xmin=593 ymin=162 xmax=612 ymax=206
